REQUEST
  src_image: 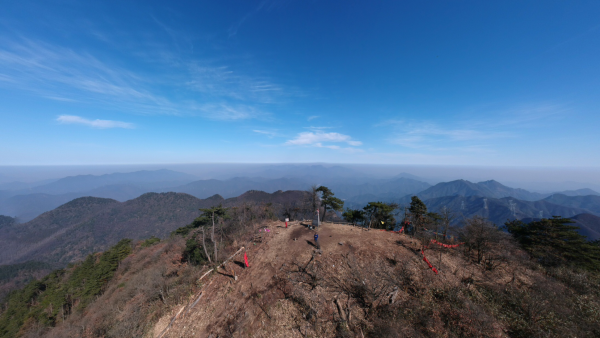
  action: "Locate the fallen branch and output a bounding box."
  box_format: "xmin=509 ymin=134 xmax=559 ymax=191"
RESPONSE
xmin=156 ymin=306 xmax=185 ymax=338
xmin=184 ymin=292 xmax=203 ymax=317
xmin=156 ymin=247 xmax=246 ymax=338
xmin=196 ymin=246 xmax=245 ymax=283
xmin=198 ymin=268 xmax=214 ymax=282
xmin=219 ymin=246 xmax=245 ymax=269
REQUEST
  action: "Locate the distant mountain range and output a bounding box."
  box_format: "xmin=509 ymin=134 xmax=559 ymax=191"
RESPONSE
xmin=1 ymin=175 xmax=600 ymax=268
xmin=0 ymin=170 xmax=198 ymax=221
xmin=422 ymin=195 xmax=593 ymax=226
xmin=0 ymin=190 xmax=308 ymax=266
xmin=0 ymin=170 xmax=431 ymax=221
xmin=405 ymin=179 xmax=547 ymax=202
xmin=1 ymin=169 xmax=599 ymax=224
xmin=14 ymin=169 xmax=198 ymax=195
xmin=543 ymin=194 xmax=600 ymax=215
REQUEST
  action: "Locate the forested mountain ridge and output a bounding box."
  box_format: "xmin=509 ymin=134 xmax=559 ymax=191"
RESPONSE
xmin=0 ymin=197 xmax=120 ymax=265
xmin=543 ymin=194 xmax=600 ymax=215
xmin=422 ymin=195 xmax=594 ymax=226
xmin=0 ymin=190 xmax=311 ymax=267
xmin=407 ymin=179 xmax=547 ymax=202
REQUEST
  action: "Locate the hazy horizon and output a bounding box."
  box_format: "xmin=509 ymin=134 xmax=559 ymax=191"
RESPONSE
xmin=1 ymin=163 xmax=600 ymax=193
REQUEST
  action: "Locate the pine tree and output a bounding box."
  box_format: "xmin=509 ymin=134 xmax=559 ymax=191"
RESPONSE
xmin=363 ymin=202 xmax=398 ymax=229
xmin=505 ymin=216 xmax=600 ymax=270
xmin=316 ymin=186 xmax=344 ymax=221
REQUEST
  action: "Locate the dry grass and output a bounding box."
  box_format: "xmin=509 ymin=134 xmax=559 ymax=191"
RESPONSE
xmin=25 ymin=221 xmax=600 ymax=338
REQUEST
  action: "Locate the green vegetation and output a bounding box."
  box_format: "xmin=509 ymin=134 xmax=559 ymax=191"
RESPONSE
xmin=140 ymin=236 xmax=160 ymax=248
xmin=0 ymin=261 xmax=52 ymax=284
xmin=173 ymin=204 xmax=229 ymax=236
xmin=506 ymin=216 xmax=600 ymax=271
xmin=183 ymin=238 xmax=209 ymax=265
xmin=0 ymin=215 xmax=16 ymax=229
xmin=363 ymin=202 xmax=398 ymax=229
xmin=0 ymin=239 xmax=132 ymax=337
xmin=342 ymin=208 xmax=365 ymax=225
xmin=408 ymin=196 xmax=427 ymax=234
xmin=316 ymin=186 xmax=344 ymax=221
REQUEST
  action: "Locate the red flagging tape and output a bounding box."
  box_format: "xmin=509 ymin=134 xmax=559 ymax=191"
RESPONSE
xmin=244 ymin=252 xmax=249 ymax=267
xmin=420 ymin=249 xmax=438 ymax=274
xmin=430 ymin=239 xmax=464 ymax=248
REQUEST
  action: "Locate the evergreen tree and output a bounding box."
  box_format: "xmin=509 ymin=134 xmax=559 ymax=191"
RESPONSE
xmin=316 ymin=186 xmax=344 ymax=221
xmin=342 ymin=208 xmax=365 ymax=226
xmin=408 ymin=196 xmax=428 ymax=235
xmin=505 ymin=216 xmax=600 ymax=271
xmin=0 ymin=239 xmax=133 ymax=337
xmin=363 ymin=202 xmax=398 ymax=229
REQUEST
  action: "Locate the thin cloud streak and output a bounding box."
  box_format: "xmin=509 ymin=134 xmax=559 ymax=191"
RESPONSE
xmin=56 ymin=115 xmax=135 ymax=129
xmin=385 ymin=120 xmax=509 ymax=150
xmin=253 ymin=129 xmax=279 ymax=138
xmin=0 ymin=37 xmax=288 ymax=121
xmin=186 ymin=64 xmax=284 ymax=104
xmin=285 ymin=131 xmax=362 ymax=152
xmin=0 ymin=38 xmax=179 ymax=115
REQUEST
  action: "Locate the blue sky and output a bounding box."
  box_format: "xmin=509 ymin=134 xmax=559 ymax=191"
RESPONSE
xmin=1 ymin=0 xmax=599 ymax=166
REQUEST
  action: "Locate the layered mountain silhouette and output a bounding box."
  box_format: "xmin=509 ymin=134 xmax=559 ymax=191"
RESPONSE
xmin=556 ymin=188 xmax=600 ymax=196
xmin=423 ymin=195 xmax=592 ymax=227
xmin=0 ymin=171 xmax=431 ymax=221
xmin=0 ymin=190 xmax=308 ymax=267
xmin=406 ymin=179 xmax=547 ymax=202
xmin=1 ymin=170 xmax=599 ymax=229
xmin=542 ymin=194 xmax=600 ymax=215
xmin=22 ymin=169 xmax=198 ymax=195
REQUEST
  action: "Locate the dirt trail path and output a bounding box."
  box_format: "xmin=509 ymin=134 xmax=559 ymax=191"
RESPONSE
xmin=156 ymin=221 xmax=421 ymax=338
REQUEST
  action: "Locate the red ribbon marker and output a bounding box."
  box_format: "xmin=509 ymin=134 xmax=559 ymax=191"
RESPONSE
xmin=244 ymin=252 xmax=249 ymax=268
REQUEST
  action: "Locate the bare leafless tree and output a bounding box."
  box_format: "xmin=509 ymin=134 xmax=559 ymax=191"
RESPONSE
xmin=440 ymin=206 xmax=455 ymax=240
xmin=458 ymin=216 xmax=503 ymax=265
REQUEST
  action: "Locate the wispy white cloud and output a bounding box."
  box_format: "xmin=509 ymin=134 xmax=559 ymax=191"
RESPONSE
xmin=57 ymin=115 xmax=135 ymax=129
xmin=307 ymin=115 xmax=319 ymax=121
xmin=187 ymin=64 xmax=284 ymax=104
xmin=253 ymin=129 xmax=279 ymax=138
xmin=44 ymin=96 xmax=78 ymax=102
xmin=476 ymin=104 xmax=568 ymax=129
xmin=379 ymin=117 xmax=513 ymax=151
xmin=191 ymin=103 xmax=265 ymax=121
xmin=392 ymin=122 xmax=508 ymax=147
xmin=285 ymin=131 xmax=362 ymax=150
xmin=0 ymin=37 xmax=290 ymax=121
xmin=0 ymin=38 xmax=179 ymax=115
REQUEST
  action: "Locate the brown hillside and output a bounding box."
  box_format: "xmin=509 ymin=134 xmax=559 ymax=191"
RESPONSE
xmin=35 ymin=220 xmax=600 ymax=338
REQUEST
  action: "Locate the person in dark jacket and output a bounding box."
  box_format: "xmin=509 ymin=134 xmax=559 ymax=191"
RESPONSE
xmin=314 ymin=233 xmax=320 ymax=249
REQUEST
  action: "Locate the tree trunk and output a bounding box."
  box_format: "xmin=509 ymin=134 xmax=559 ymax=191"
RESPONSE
xmin=202 ymin=227 xmax=212 ymax=264
xmin=321 ymin=204 xmax=327 ymax=222
xmin=212 ymin=212 xmax=217 ymax=263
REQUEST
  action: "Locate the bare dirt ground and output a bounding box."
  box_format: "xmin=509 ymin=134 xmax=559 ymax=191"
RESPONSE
xmin=154 ymin=221 xmax=520 ymax=338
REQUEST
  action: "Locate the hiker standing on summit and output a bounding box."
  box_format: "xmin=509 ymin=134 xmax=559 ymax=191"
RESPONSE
xmin=314 ymin=232 xmax=320 ymax=250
